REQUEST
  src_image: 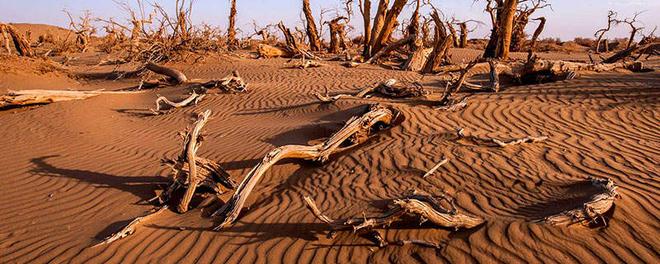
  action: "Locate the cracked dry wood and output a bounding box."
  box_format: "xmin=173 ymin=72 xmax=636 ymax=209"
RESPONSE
xmin=145 ymin=63 xmax=247 ymax=93
xmin=0 ymin=89 xmax=145 ymax=109
xmin=314 ymin=79 xmax=430 ymax=103
xmin=543 ymin=177 xmax=619 ymax=227
xmin=213 ymin=104 xmax=397 ymax=230
xmin=93 ymin=206 xmax=169 ymax=247
xmin=303 ymin=191 xmax=484 ymax=232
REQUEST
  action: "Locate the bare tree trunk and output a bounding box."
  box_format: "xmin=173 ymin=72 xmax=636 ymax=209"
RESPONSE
xmin=447 ymin=22 xmax=459 ymax=47
xmin=372 ymin=0 xmax=408 ymax=55
xmin=422 ymin=11 xmax=452 ymax=73
xmin=459 ymin=22 xmax=468 ymax=48
xmin=496 ymin=0 xmax=518 ymax=59
xmin=510 ymin=12 xmax=530 ymax=52
xmin=227 ymin=0 xmax=238 ymax=46
xmin=327 ymin=17 xmax=347 ymax=54
xmin=302 ymin=0 xmax=322 ymax=51
xmin=359 ymin=0 xmax=372 ymax=58
xmin=367 ymin=0 xmax=390 ymax=58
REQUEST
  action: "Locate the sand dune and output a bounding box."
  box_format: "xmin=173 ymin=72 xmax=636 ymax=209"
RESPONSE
xmin=0 ymin=52 xmax=658 ymax=263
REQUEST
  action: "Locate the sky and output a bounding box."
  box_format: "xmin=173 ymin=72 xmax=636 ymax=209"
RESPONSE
xmin=1 ymin=0 xmax=658 ymax=40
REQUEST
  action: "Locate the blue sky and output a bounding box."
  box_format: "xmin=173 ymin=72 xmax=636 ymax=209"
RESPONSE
xmin=2 ymin=0 xmax=658 ymax=40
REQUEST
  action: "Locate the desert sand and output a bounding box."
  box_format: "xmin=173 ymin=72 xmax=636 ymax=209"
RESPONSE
xmin=0 ymin=45 xmax=658 ymax=263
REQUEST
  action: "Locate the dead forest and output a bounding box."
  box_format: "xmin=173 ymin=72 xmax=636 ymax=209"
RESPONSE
xmin=1 ymin=0 xmax=657 ymax=251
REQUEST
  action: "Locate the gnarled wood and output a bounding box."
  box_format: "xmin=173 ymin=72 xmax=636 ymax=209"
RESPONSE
xmin=151 ymin=92 xmax=205 ymax=114
xmin=542 ymin=178 xmax=619 ymax=227
xmin=213 ymin=104 xmax=397 ymax=230
xmin=1 ymin=89 xmax=144 ymax=109
xmin=152 ymin=110 xmax=235 ymax=213
xmin=0 ymin=24 xmax=34 ymax=57
xmin=146 ymin=62 xmax=188 ymax=84
xmin=304 ymin=190 xmax=484 ymax=232
xmin=93 ymin=206 xmax=168 ymax=247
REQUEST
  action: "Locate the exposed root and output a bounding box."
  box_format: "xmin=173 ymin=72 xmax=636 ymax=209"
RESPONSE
xmin=93 ymin=206 xmax=168 ymax=247
xmin=303 ymin=190 xmax=484 ymax=232
xmin=213 ymin=104 xmax=398 ymax=230
xmin=542 ymin=177 xmax=619 ymax=227
xmin=151 ymin=92 xmax=205 ymax=114
xmin=151 ymin=110 xmax=235 ymax=213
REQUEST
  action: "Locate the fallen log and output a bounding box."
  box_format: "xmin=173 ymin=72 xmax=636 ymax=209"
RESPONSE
xmin=257 ymin=44 xmax=291 ymax=58
xmin=93 ymin=206 xmax=168 ymax=247
xmin=602 ymin=41 xmax=659 ymax=64
xmin=151 ymin=110 xmax=235 ymax=213
xmin=151 ymin=92 xmax=205 ymax=114
xmin=1 ymin=89 xmax=144 ymax=109
xmin=146 ymin=62 xmax=188 ymax=84
xmin=195 ymin=70 xmax=248 ymax=93
xmin=213 ymin=104 xmax=398 ymax=230
xmin=289 ymin=54 xmax=324 ymax=69
xmin=542 ymin=177 xmax=619 ymax=227
xmin=303 ymin=190 xmax=484 ymax=232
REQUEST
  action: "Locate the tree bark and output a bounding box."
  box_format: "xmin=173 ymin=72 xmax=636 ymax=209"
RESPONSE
xmin=372 ymin=0 xmax=408 ymax=55
xmin=227 ymin=0 xmax=238 ymax=46
xmin=459 ymin=22 xmax=468 ymax=48
xmin=367 ymin=0 xmax=390 ymax=58
xmin=496 ymin=0 xmax=518 ymax=60
xmin=359 ymin=0 xmax=372 ymax=58
xmin=302 ymin=0 xmax=322 ymax=51
xmin=0 ymin=24 xmax=34 ymax=57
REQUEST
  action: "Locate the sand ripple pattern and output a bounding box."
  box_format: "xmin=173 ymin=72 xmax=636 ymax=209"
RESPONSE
xmin=0 ymin=58 xmax=658 ymax=263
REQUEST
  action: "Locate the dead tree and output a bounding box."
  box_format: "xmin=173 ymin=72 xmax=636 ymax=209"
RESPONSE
xmin=422 ymin=11 xmax=453 ymax=73
xmin=213 ymin=105 xmax=398 ymax=230
xmin=595 ymin=11 xmax=617 ymax=53
xmin=371 ymin=0 xmax=409 ymax=55
xmin=510 ymin=0 xmax=549 ymax=52
xmin=527 ymin=17 xmax=546 ymax=60
xmin=227 ymin=0 xmax=238 ymax=47
xmin=302 ymin=0 xmax=322 ymax=51
xmin=1 ymin=90 xmax=144 ymax=109
xmin=483 ymin=0 xmax=518 ymax=60
xmin=0 ymin=24 xmax=33 ymax=56
xmin=614 ymin=12 xmax=644 ymax=49
xmin=64 ymin=10 xmax=96 ymax=53
xmin=326 ymin=17 xmax=348 ymax=53
xmin=542 ymin=178 xmax=619 ymax=227
xmin=358 ymin=0 xmax=372 ymax=57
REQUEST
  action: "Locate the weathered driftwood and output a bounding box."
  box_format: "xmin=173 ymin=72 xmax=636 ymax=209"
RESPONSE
xmin=450 ymin=128 xmax=547 ymax=147
xmin=213 ymin=104 xmax=398 ymax=230
xmin=403 ymin=48 xmax=433 ymax=71
xmin=542 ymin=177 xmax=619 ymax=227
xmin=289 ymin=55 xmax=324 ymax=69
xmin=194 ymin=70 xmax=248 ymax=93
xmin=151 ymin=110 xmax=235 ymax=213
xmin=314 ymin=79 xmax=429 ymax=103
xmin=423 ymin=158 xmax=449 ymax=178
xmin=257 ymin=44 xmax=291 ymax=58
xmin=93 ymin=206 xmax=168 ymax=247
xmin=303 ymin=190 xmax=484 ymax=232
xmin=151 ymin=92 xmax=205 ymax=114
xmin=1 ymin=89 xmax=144 ymax=109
